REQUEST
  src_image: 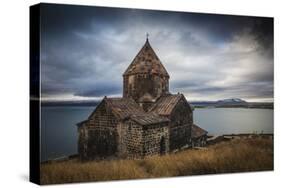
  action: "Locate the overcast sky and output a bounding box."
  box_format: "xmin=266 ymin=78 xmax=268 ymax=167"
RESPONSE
xmin=40 ymin=4 xmax=273 ymax=102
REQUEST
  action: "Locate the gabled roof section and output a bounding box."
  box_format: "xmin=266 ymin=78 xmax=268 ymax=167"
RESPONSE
xmin=104 ymin=97 xmax=144 ymax=120
xmin=192 ymin=124 xmax=208 ymax=138
xmin=130 ymin=113 xmax=169 ymax=126
xmin=123 ymin=39 xmax=169 ymax=77
xmin=148 ymin=94 xmax=181 ymax=116
xmin=148 ymin=94 xmax=191 ymax=116
xmin=104 ymin=97 xmax=169 ymax=125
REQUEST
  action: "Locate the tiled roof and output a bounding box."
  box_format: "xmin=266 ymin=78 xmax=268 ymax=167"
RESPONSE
xmin=130 ymin=113 xmax=169 ymax=125
xmin=123 ymin=39 xmax=169 ymax=77
xmin=148 ymin=94 xmax=185 ymax=116
xmin=104 ymin=97 xmax=144 ymax=120
xmin=192 ymin=124 xmax=208 ymax=138
xmin=104 ymin=97 xmax=169 ymax=125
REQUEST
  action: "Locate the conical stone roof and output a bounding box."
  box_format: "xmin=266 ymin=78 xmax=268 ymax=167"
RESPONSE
xmin=123 ymin=39 xmax=169 ymax=77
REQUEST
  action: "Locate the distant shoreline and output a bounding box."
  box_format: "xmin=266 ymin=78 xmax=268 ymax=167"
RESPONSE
xmin=41 ymin=104 xmax=274 ymax=110
xmin=193 ymin=105 xmax=273 ymax=110
xmin=40 ymin=100 xmax=273 ymax=109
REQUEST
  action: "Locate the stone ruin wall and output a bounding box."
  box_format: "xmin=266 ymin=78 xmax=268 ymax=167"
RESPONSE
xmin=192 ymin=135 xmax=208 ymax=147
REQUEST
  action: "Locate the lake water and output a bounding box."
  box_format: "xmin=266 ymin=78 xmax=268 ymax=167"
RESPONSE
xmin=41 ymin=106 xmax=273 ymax=162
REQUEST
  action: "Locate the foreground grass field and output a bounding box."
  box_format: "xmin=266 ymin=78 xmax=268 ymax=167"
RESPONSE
xmin=40 ymin=138 xmax=273 ymax=184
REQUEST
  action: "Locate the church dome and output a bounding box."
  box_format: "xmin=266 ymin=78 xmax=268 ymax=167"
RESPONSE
xmin=123 ymin=39 xmax=169 ymax=78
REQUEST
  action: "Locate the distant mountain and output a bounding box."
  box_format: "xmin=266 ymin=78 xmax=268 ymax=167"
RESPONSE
xmin=189 ymin=98 xmax=247 ymax=108
xmin=216 ymin=98 xmax=248 ymax=106
xmin=190 ymin=101 xmax=216 ymax=107
xmin=191 ymin=98 xmax=273 ymax=109
xmin=217 ymin=98 xmax=246 ymax=103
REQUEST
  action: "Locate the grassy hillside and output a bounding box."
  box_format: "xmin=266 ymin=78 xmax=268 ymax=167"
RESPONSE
xmin=40 ymin=138 xmax=273 ymax=184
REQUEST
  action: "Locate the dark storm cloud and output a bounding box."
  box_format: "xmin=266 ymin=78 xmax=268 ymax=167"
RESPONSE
xmin=250 ymin=18 xmax=274 ymax=59
xmin=74 ymin=84 xmax=121 ymax=97
xmin=40 ymin=3 xmax=273 ymax=102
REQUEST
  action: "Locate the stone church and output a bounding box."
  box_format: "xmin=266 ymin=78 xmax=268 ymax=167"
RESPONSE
xmin=77 ymin=38 xmax=207 ymax=160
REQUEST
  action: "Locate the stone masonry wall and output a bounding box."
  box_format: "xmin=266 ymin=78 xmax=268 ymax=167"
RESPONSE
xmin=118 ymin=120 xmax=143 ymax=158
xmin=78 ymin=101 xmax=119 ymax=160
xmin=118 ymin=120 xmax=169 ymax=158
xmin=169 ymin=98 xmax=193 ymax=151
xmin=123 ymin=74 xmax=169 ymax=101
xmin=142 ymin=123 xmax=169 ymax=156
xmin=78 ymin=124 xmax=88 ymax=160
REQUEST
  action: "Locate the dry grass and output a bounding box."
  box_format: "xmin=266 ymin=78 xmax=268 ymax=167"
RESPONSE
xmin=40 ymin=138 xmax=273 ymax=184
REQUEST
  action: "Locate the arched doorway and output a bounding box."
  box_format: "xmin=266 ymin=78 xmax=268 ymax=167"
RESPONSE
xmin=160 ymin=136 xmax=166 ymax=155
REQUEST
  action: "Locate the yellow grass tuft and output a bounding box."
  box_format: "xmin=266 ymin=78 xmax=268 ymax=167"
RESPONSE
xmin=40 ymin=138 xmax=273 ymax=184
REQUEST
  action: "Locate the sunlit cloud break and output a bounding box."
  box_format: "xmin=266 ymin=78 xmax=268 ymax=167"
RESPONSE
xmin=40 ymin=4 xmax=273 ymax=102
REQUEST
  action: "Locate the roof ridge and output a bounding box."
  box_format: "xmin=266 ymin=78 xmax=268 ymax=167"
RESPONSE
xmin=129 ymin=111 xmax=170 ymax=125
xmin=192 ymin=124 xmax=208 ymax=138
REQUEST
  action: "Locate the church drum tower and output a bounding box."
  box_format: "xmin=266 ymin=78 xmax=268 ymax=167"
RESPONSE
xmin=123 ymin=38 xmax=170 ymax=111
